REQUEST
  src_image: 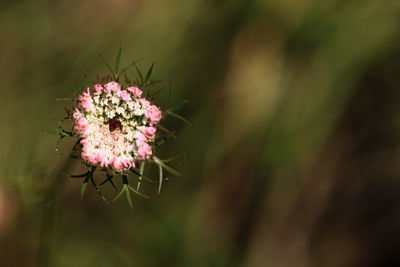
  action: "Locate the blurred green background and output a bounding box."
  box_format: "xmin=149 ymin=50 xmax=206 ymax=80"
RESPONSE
xmin=1 ymin=0 xmax=400 ymax=266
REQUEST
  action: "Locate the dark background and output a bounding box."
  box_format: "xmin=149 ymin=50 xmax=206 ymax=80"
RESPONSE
xmin=1 ymin=0 xmax=400 ymax=266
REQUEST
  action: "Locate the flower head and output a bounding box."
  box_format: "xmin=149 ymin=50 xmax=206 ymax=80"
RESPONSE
xmin=55 ymin=54 xmax=187 ymax=207
xmin=73 ymin=81 xmax=162 ymax=172
xmin=127 ymin=86 xmax=143 ymax=98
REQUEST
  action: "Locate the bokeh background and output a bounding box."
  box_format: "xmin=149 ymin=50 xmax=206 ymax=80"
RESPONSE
xmin=1 ymin=0 xmax=400 ymax=266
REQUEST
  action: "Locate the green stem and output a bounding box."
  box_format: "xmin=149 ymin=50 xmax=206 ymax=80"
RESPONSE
xmin=136 ymin=162 xmax=145 ymax=191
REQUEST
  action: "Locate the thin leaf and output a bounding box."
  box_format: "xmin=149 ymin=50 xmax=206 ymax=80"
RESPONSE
xmin=167 ymin=99 xmax=189 ymax=112
xmin=155 ymin=138 xmax=167 ymax=146
xmin=108 ymin=178 xmax=117 ymax=192
xmin=129 ymin=186 xmax=150 ymax=199
xmin=144 ymin=62 xmax=155 ymax=83
xmin=149 ymin=87 xmax=165 ymax=97
xmin=70 ymin=172 xmax=88 ymax=178
xmin=99 ymin=54 xmax=115 ymax=77
xmin=118 ymin=58 xmax=143 ymax=76
xmin=157 ymin=124 xmax=177 ymax=139
xmin=131 ymin=168 xmax=154 ymax=183
xmin=90 ymin=177 xmax=109 ymax=203
xmin=125 ymin=186 xmax=133 ymax=209
xmin=60 ymin=130 xmax=73 ymax=138
xmin=165 ymin=110 xmax=192 ymax=125
xmin=81 ymin=176 xmax=89 ymax=197
xmin=153 ymin=156 xmax=183 ymax=177
xmin=121 ymin=175 xmax=133 ymax=208
xmin=100 ymin=175 xmax=118 ymax=192
xmin=112 ymin=187 xmax=125 ymax=202
xmin=99 ymin=177 xmax=109 ymax=186
xmin=140 ymin=162 xmax=145 ymax=175
xmin=134 ymin=63 xmax=144 ymax=86
xmin=115 ymin=46 xmax=122 ymax=74
xmin=158 ymin=163 xmax=163 ymax=195
xmin=123 ymin=73 xmax=130 ymax=84
xmin=147 ymin=80 xmax=164 ymax=86
xmin=136 ymin=162 xmax=145 ymax=191
xmin=163 ymin=153 xmax=184 ymax=163
xmin=119 ymin=62 xmax=135 ymax=76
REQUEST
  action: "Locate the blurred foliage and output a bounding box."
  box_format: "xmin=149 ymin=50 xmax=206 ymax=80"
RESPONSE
xmin=1 ymin=0 xmax=400 ymax=266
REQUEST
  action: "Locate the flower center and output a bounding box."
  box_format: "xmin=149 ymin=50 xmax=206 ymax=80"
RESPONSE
xmin=109 ymin=119 xmax=121 ymax=132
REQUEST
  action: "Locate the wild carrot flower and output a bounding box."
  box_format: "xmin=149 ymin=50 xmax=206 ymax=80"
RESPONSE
xmin=54 ymin=50 xmax=188 ymax=208
xmin=73 ymin=81 xmax=161 ymax=172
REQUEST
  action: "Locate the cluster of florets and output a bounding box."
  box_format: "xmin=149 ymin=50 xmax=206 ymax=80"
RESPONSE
xmin=72 ymin=81 xmax=161 ymax=172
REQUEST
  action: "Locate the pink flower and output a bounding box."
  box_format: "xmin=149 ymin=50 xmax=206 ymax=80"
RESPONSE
xmin=96 ymin=153 xmax=109 ymax=167
xmin=112 ymin=157 xmax=123 ymax=171
xmin=75 ymin=117 xmax=89 ymax=136
xmin=110 ymin=157 xmax=132 ymax=171
xmin=127 ymin=86 xmax=143 ymax=98
xmin=78 ymin=88 xmax=93 ymax=112
xmin=72 ymin=80 xmax=163 ymax=172
xmin=144 ymin=105 xmax=162 ymax=124
xmin=134 ymin=132 xmax=146 ymax=142
xmin=83 ymin=153 xmax=97 ymax=165
xmin=139 ymin=98 xmax=150 ymax=107
xmin=93 ymin=84 xmax=103 ymax=95
xmin=143 ymin=126 xmax=156 ymax=140
xmin=105 ymin=81 xmax=121 ymax=93
xmin=81 ymin=144 xmax=88 ymax=153
xmin=119 ymin=90 xmax=131 ymax=101
xmin=72 ymin=108 xmax=81 ymax=119
xmin=81 ymin=143 xmax=94 ymax=155
xmin=136 ymin=142 xmax=152 ymax=160
xmin=75 ymin=117 xmax=87 ymax=129
xmin=121 ymin=159 xmax=133 ymax=170
xmin=80 ymin=139 xmax=88 ymax=146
